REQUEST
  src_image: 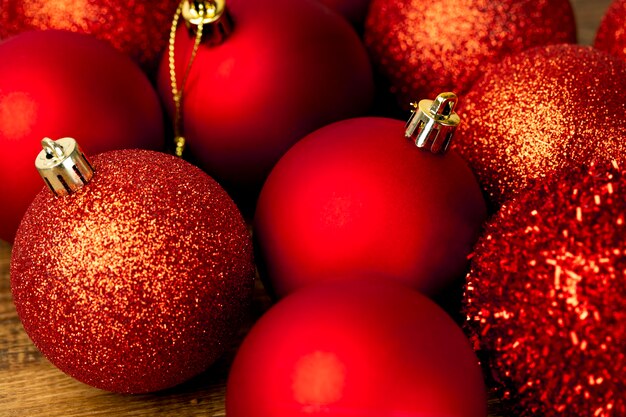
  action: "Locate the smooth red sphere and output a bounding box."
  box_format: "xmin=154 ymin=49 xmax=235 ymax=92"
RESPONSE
xmin=227 ymin=279 xmax=487 ymax=417
xmin=11 ymin=149 xmax=255 ymax=393
xmin=158 ymin=0 xmax=374 ymax=194
xmin=0 ymin=30 xmax=164 ymax=243
xmin=255 ymin=117 xmax=487 ymax=298
xmin=0 ymin=0 xmax=180 ymax=72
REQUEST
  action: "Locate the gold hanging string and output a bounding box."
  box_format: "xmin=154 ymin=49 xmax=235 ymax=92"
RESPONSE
xmin=168 ymin=1 xmax=207 ymax=158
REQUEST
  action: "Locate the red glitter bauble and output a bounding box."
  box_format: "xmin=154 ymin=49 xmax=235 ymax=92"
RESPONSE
xmin=255 ymin=117 xmax=486 ymax=298
xmin=227 ymin=279 xmax=486 ymax=417
xmin=595 ymin=0 xmax=626 ymax=62
xmin=10 ymin=149 xmax=255 ymax=394
xmin=0 ymin=30 xmax=164 ymax=244
xmin=0 ymin=0 xmax=179 ymax=72
xmin=454 ymin=44 xmax=626 ymax=208
xmin=316 ymin=0 xmax=371 ymax=26
xmin=158 ymin=0 xmax=374 ymax=197
xmin=364 ymin=0 xmax=576 ymax=107
xmin=464 ymin=161 xmax=626 ymax=416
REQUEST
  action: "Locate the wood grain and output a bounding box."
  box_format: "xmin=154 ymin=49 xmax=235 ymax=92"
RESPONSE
xmin=0 ymin=1 xmax=614 ymax=415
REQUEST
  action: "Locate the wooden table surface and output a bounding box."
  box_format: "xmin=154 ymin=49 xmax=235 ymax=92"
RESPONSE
xmin=0 ymin=1 xmax=614 ymax=416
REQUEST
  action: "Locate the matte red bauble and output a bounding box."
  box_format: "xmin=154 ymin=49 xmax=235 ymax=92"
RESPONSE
xmin=0 ymin=30 xmax=164 ymax=243
xmin=255 ymin=116 xmax=486 ymax=298
xmin=227 ymin=279 xmax=487 ymax=417
xmin=595 ymin=0 xmax=626 ymax=62
xmin=0 ymin=0 xmax=179 ymax=71
xmin=465 ymin=161 xmax=626 ymax=416
xmin=158 ymin=0 xmax=374 ymax=194
xmin=364 ymin=0 xmax=576 ymax=107
xmin=11 ymin=143 xmax=255 ymax=393
xmin=453 ymin=44 xmax=626 ymax=208
xmin=316 ymin=0 xmax=371 ymax=26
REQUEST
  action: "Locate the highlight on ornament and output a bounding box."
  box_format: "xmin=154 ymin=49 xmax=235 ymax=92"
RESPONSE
xmin=226 ymin=279 xmax=488 ymax=417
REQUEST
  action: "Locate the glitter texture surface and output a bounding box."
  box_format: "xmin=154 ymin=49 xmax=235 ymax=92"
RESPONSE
xmin=10 ymin=150 xmax=255 ymax=393
xmin=364 ymin=0 xmax=576 ymax=108
xmin=453 ymin=44 xmax=626 ymax=208
xmin=464 ymin=161 xmax=626 ymax=416
xmin=596 ymin=0 xmax=626 ymax=62
xmin=0 ymin=0 xmax=179 ymax=72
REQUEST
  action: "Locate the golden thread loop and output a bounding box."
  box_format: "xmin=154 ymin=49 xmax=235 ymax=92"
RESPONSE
xmin=168 ymin=1 xmax=206 ymax=158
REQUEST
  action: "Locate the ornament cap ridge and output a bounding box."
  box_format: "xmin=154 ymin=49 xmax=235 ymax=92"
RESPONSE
xmin=405 ymin=92 xmax=460 ymax=154
xmin=35 ymin=137 xmax=94 ymax=197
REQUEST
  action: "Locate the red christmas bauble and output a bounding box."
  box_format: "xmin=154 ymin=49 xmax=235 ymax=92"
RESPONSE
xmin=464 ymin=161 xmax=626 ymax=416
xmin=364 ymin=0 xmax=576 ymax=107
xmin=11 ymin=148 xmax=255 ymax=394
xmin=453 ymin=44 xmax=626 ymax=208
xmin=255 ymin=117 xmax=486 ymax=298
xmin=158 ymin=0 xmax=374 ymax=195
xmin=0 ymin=0 xmax=179 ymax=72
xmin=595 ymin=0 xmax=626 ymax=62
xmin=0 ymin=30 xmax=164 ymax=243
xmin=316 ymin=0 xmax=371 ymax=26
xmin=227 ymin=279 xmax=486 ymax=417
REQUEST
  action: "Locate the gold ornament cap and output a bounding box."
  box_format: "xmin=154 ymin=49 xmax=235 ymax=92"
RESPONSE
xmin=181 ymin=0 xmax=232 ymax=45
xmin=35 ymin=137 xmax=94 ymax=197
xmin=182 ymin=0 xmax=226 ymax=25
xmin=405 ymin=92 xmax=460 ymax=154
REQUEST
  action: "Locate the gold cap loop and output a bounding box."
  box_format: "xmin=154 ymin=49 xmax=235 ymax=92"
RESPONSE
xmin=405 ymin=92 xmax=461 ymax=154
xmin=35 ymin=137 xmax=94 ymax=197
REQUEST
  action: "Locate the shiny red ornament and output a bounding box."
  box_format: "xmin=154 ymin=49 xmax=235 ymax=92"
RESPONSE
xmin=227 ymin=279 xmax=487 ymax=417
xmin=464 ymin=161 xmax=626 ymax=416
xmin=316 ymin=0 xmax=371 ymax=26
xmin=0 ymin=30 xmax=164 ymax=243
xmin=255 ymin=117 xmax=486 ymax=298
xmin=10 ymin=148 xmax=255 ymax=394
xmin=0 ymin=0 xmax=179 ymax=72
xmin=364 ymin=0 xmax=576 ymax=107
xmin=158 ymin=0 xmax=374 ymax=196
xmin=453 ymin=44 xmax=626 ymax=208
xmin=595 ymin=0 xmax=626 ymax=62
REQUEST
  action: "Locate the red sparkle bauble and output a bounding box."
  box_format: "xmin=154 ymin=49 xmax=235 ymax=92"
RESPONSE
xmin=10 ymin=149 xmax=255 ymax=394
xmin=464 ymin=161 xmax=626 ymax=416
xmin=364 ymin=0 xmax=576 ymax=107
xmin=453 ymin=44 xmax=626 ymax=208
xmin=158 ymin=0 xmax=374 ymax=196
xmin=255 ymin=117 xmax=486 ymax=298
xmin=227 ymin=279 xmax=487 ymax=417
xmin=316 ymin=0 xmax=371 ymax=26
xmin=0 ymin=30 xmax=164 ymax=243
xmin=0 ymin=0 xmax=179 ymax=72
xmin=595 ymin=0 xmax=626 ymax=62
